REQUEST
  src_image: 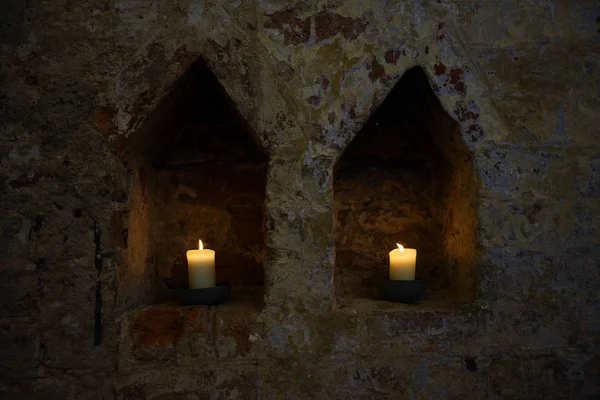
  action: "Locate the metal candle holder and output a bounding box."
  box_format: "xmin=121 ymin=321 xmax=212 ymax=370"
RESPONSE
xmin=174 ymin=283 xmax=230 ymax=305
xmin=377 ymin=279 xmax=426 ymax=303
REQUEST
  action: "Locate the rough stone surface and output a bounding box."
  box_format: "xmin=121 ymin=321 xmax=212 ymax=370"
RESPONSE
xmin=1 ymin=0 xmax=599 ymax=398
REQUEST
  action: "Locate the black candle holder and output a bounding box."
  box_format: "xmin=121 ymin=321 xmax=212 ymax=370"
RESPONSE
xmin=174 ymin=283 xmax=230 ymax=305
xmin=377 ymin=279 xmax=426 ymax=303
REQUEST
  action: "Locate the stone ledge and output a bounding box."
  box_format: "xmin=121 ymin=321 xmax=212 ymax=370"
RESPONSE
xmin=328 ymin=296 xmax=491 ymax=358
xmin=118 ymin=292 xmax=263 ymax=373
xmin=334 ymin=293 xmax=469 ymax=315
xmin=118 ymin=292 xmax=492 ymax=371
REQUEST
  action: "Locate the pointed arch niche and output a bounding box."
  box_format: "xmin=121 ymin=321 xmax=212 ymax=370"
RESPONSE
xmin=119 ymin=59 xmax=267 ymax=308
xmin=333 ymin=66 xmax=478 ymax=306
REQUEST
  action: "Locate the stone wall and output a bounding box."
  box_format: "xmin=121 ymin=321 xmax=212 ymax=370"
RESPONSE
xmin=1 ymin=0 xmax=599 ymax=399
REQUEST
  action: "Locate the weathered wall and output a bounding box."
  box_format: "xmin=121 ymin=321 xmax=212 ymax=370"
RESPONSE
xmin=1 ymin=0 xmax=599 ymax=399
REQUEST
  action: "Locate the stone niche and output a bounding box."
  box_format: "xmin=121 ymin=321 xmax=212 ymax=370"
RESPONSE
xmin=334 ymin=66 xmax=478 ymax=306
xmin=120 ymin=59 xmax=267 ymax=307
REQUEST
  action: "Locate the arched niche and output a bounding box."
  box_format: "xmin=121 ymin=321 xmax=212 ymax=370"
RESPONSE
xmin=333 ymin=66 xmax=478 ymax=306
xmin=119 ymin=58 xmax=267 ymax=307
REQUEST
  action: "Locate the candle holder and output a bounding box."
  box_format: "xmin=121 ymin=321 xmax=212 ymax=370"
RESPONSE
xmin=377 ymin=279 xmax=426 ymax=303
xmin=174 ymin=283 xmax=230 ymax=305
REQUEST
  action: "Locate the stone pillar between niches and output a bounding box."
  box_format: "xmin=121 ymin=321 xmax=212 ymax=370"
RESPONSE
xmin=263 ymin=142 xmax=336 ymax=313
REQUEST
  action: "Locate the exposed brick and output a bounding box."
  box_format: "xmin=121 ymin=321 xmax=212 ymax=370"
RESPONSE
xmin=314 ymin=11 xmax=367 ymax=42
xmin=368 ymin=57 xmax=386 ymax=82
xmin=384 ymin=49 xmax=401 ymax=65
xmin=215 ymin=308 xmax=260 ymax=358
xmin=264 ymin=8 xmax=367 ymax=45
xmin=94 ymin=109 xmax=117 ymax=139
xmin=264 ymin=7 xmax=310 ymax=45
xmin=129 ymin=306 xmax=210 ymax=360
xmin=132 ymin=307 xmax=185 ymax=349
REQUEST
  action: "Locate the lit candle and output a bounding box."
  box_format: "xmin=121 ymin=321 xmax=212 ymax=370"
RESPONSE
xmin=389 ymin=243 xmax=417 ymax=280
xmin=186 ymin=240 xmax=215 ymax=289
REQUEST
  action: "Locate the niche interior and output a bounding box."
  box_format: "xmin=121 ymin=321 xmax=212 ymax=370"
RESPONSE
xmin=120 ymin=58 xmax=267 ymax=307
xmin=333 ymin=66 xmax=478 ymax=306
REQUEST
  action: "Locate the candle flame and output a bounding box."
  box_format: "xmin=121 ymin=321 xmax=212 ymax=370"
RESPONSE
xmin=397 ymin=243 xmax=404 ymax=252
xmin=199 ymin=239 xmax=203 ymax=250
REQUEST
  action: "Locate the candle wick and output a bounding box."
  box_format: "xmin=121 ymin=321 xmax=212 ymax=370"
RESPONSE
xmin=199 ymin=239 xmax=203 ymax=250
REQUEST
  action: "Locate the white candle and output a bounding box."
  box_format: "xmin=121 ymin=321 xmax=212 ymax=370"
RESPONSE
xmin=389 ymin=243 xmax=417 ymax=280
xmin=186 ymin=240 xmax=215 ymax=289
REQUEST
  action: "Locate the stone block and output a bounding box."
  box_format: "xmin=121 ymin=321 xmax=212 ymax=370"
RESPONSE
xmin=116 ymin=365 xmax=258 ymax=400
xmin=123 ymin=297 xmax=266 ymax=365
xmin=332 ymin=302 xmax=492 ymax=359
xmin=127 ymin=305 xmax=211 ymax=363
xmin=0 ymin=273 xmax=41 ymax=319
xmin=484 ymin=354 xmax=577 ymax=399
xmin=214 ymin=304 xmax=261 ymax=358
xmin=258 ymin=357 xmax=413 ymax=400
xmin=409 ymin=356 xmax=487 ymax=399
xmin=0 ymin=374 xmax=113 ymax=400
xmin=0 ymin=318 xmax=41 ymax=379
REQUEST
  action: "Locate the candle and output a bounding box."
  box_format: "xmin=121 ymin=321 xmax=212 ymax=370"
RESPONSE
xmin=186 ymin=240 xmax=215 ymax=289
xmin=389 ymin=243 xmax=417 ymax=280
